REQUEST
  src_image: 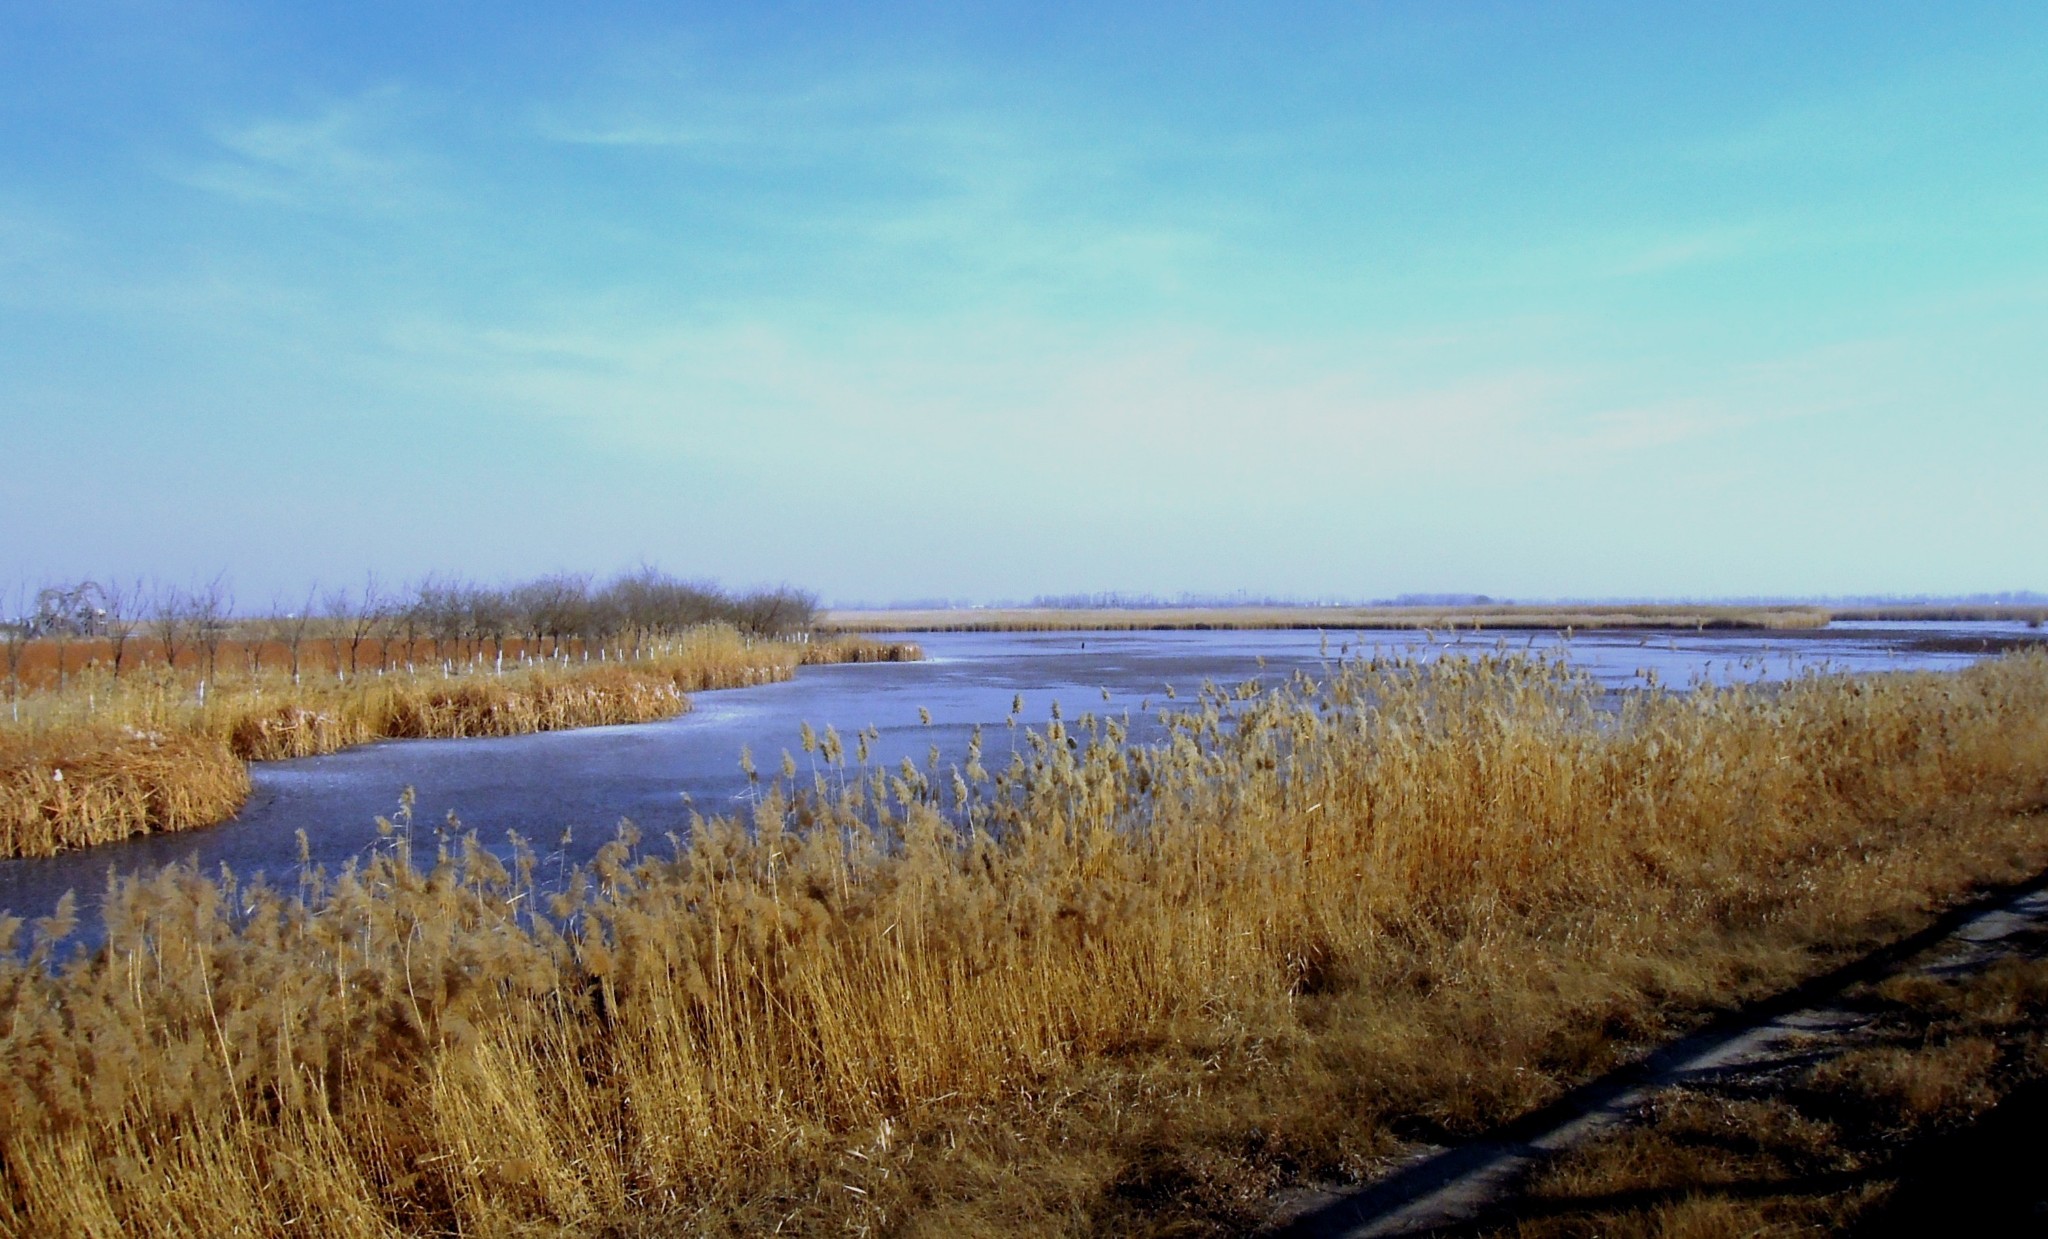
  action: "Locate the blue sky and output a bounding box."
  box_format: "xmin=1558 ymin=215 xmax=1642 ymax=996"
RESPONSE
xmin=3 ymin=2 xmax=2044 ymax=605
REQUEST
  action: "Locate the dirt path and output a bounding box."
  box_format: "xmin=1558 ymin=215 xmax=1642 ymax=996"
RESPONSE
xmin=1264 ymin=874 xmax=2048 ymax=1238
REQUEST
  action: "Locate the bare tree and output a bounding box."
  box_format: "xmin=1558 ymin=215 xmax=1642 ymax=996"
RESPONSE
xmin=322 ymin=587 xmax=355 ymax=681
xmin=404 ymin=577 xmax=456 ymax=666
xmin=101 ymin=579 xmax=142 ymax=678
xmin=515 ymin=573 xmax=591 ymax=658
xmin=244 ymin=612 xmax=265 ymax=676
xmin=2 ymin=584 xmax=30 ymax=717
xmin=149 ymin=584 xmax=190 ymax=673
xmin=343 ymin=576 xmax=386 ymax=677
xmin=391 ymin=585 xmax=428 ymax=671
xmin=391 ymin=585 xmax=429 ymax=670
xmin=188 ymin=576 xmax=234 ymax=685
xmin=731 ymin=587 xmax=819 ymax=638
xmin=583 ymin=585 xmax=622 ymax=659
xmin=462 ymin=584 xmax=513 ymax=668
xmin=266 ymin=587 xmax=317 ymax=685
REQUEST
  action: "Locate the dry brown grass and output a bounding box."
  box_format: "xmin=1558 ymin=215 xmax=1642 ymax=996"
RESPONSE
xmin=1827 ymin=604 xmax=2048 ymax=625
xmin=0 ymin=650 xmax=2044 ymax=1236
xmin=1477 ymin=953 xmax=2048 ymax=1238
xmin=820 ymin=604 xmax=1832 ymax=633
xmin=0 ymin=731 xmax=248 ymax=858
xmin=0 ymin=631 xmax=917 ymax=858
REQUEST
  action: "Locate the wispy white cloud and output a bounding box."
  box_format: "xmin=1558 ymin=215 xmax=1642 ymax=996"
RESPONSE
xmin=372 ymin=299 xmax=1615 ymax=516
xmin=1567 ymin=402 xmax=1747 ymax=456
xmin=1683 ymin=45 xmax=2032 ymax=172
xmin=533 ymin=66 xmax=983 ymax=157
xmin=534 ymin=119 xmax=726 ymax=149
xmin=1687 ymin=99 xmax=1899 ymax=167
xmin=530 ymin=67 xmax=1228 ymax=302
xmin=171 ymin=89 xmax=427 ymax=212
xmin=1609 ymin=224 xmax=1767 ymax=277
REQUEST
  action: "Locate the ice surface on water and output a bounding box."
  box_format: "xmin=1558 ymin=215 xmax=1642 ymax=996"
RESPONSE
xmin=0 ymin=623 xmax=2014 ymax=932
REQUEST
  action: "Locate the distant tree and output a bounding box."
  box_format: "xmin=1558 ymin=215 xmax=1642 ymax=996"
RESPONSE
xmin=243 ymin=608 xmax=266 ymax=676
xmin=266 ymin=587 xmax=317 ymax=684
xmin=463 ymin=584 xmax=513 ymax=665
xmin=389 ymin=586 xmax=427 ymax=670
xmin=342 ymin=576 xmax=386 ymax=677
xmin=549 ymin=574 xmax=594 ymax=653
xmin=602 ymin=567 xmax=727 ymax=649
xmin=417 ymin=579 xmax=466 ymax=664
xmin=731 ymin=587 xmax=818 ymax=637
xmin=321 ymin=587 xmax=356 ymax=680
xmin=188 ymin=576 xmax=234 ymax=684
xmin=581 ymin=582 xmax=625 ymax=657
xmin=512 ymin=574 xmax=590 ymax=658
xmin=2 ymin=584 xmax=30 ymax=713
xmin=149 ymin=584 xmax=190 ymax=673
xmin=101 ymin=579 xmax=142 ymax=678
xmin=622 ymin=577 xmax=678 ymax=631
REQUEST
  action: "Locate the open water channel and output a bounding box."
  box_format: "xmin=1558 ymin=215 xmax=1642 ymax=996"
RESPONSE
xmin=1 ymin=623 xmax=2034 ymax=937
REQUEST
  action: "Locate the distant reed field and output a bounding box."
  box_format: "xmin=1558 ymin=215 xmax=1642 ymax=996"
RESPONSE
xmin=1826 ymin=603 xmax=2048 ymax=625
xmin=1 ymin=650 xmax=2043 ymax=1235
xmin=0 ymin=629 xmax=918 ymax=858
xmin=819 ymin=604 xmax=1835 ymax=633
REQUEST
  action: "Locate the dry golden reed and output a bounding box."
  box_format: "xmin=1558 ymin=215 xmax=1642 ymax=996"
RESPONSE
xmin=0 ymin=731 xmax=247 ymax=858
xmin=0 ymin=630 xmax=917 ymax=858
xmin=0 ymin=650 xmax=2045 ymax=1237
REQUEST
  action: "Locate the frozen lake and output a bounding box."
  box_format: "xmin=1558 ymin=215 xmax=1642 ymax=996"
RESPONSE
xmin=0 ymin=622 xmax=2031 ymax=933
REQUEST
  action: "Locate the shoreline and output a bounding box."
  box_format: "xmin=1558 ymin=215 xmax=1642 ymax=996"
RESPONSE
xmin=0 ymin=634 xmax=920 ymax=859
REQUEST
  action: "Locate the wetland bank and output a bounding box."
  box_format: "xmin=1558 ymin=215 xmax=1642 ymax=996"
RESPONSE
xmin=2 ymin=609 xmax=2046 ymax=1237
xmin=1 ymin=572 xmax=915 ymax=860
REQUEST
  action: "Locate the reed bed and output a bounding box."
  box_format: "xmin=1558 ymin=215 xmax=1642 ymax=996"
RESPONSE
xmin=0 ymin=650 xmax=2044 ymax=1236
xmin=819 ymin=604 xmax=1832 ymax=633
xmin=1829 ymin=603 xmax=2048 ymax=625
xmin=0 ymin=631 xmax=917 ymax=858
xmin=0 ymin=732 xmax=248 ymax=858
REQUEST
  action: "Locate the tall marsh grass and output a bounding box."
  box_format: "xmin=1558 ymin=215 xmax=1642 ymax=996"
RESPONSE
xmin=0 ymin=629 xmax=918 ymax=858
xmin=1 ymin=651 xmax=2045 ymax=1235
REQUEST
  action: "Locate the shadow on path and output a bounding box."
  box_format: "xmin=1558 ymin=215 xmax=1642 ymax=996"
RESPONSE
xmin=1268 ymin=869 xmax=2048 ymax=1239
xmin=1852 ymin=1075 xmax=2048 ymax=1237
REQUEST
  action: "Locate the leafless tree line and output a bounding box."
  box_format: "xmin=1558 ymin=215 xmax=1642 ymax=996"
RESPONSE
xmin=2 ymin=570 xmax=819 ymax=691
xmin=2 ymin=576 xmax=233 ymax=695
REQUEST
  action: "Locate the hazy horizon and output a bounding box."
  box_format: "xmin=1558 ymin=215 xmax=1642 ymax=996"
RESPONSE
xmin=825 ymin=590 xmax=2048 ymax=612
xmin=6 ymin=4 xmax=2045 ymax=603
